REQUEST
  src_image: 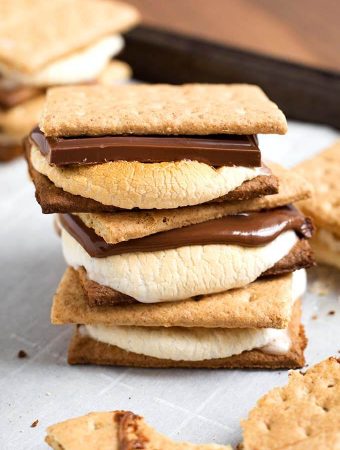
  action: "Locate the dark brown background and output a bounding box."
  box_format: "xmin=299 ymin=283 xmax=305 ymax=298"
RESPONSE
xmin=127 ymin=0 xmax=340 ymax=72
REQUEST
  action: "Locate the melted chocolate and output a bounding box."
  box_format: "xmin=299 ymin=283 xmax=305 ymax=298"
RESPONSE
xmin=30 ymin=127 xmax=261 ymax=167
xmin=59 ymin=207 xmax=313 ymax=258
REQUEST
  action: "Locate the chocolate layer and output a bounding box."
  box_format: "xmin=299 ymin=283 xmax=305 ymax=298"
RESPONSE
xmin=30 ymin=127 xmax=261 ymax=167
xmin=26 ymin=142 xmax=278 ymax=213
xmin=59 ymin=207 xmax=313 ymax=258
xmin=77 ymin=240 xmax=315 ymax=307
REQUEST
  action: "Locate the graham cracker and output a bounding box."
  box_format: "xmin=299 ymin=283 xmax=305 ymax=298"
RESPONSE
xmin=309 ymin=232 xmax=340 ymax=270
xmin=261 ymin=239 xmax=315 ymax=277
xmin=0 ymin=95 xmax=45 ymax=137
xmin=40 ymin=84 xmax=287 ymax=137
xmin=52 ymin=267 xmax=294 ymax=329
xmin=75 ymin=163 xmax=311 ymax=243
xmin=96 ymin=60 xmax=132 ymax=84
xmin=76 ymin=240 xmax=314 ymax=308
xmin=46 ymin=410 xmax=231 ymax=450
xmin=67 ymin=301 xmax=306 ymax=369
xmin=27 ymin=145 xmax=278 ymax=213
xmin=241 ymin=357 xmax=340 ymax=450
xmin=0 ymin=0 xmax=139 ymax=74
xmin=296 ymin=142 xmax=340 ymax=238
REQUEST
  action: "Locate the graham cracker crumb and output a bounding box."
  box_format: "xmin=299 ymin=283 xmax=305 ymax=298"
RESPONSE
xmin=31 ymin=419 xmax=39 ymax=428
xmin=17 ymin=350 xmax=28 ymax=358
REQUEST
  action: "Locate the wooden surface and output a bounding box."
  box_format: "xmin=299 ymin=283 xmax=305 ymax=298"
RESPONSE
xmin=127 ymin=0 xmax=340 ymax=72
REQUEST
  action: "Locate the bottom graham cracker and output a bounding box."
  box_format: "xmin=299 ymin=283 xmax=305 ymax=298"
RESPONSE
xmin=67 ymin=301 xmax=306 ymax=369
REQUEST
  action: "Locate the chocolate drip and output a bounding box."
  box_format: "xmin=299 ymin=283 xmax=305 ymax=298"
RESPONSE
xmin=30 ymin=127 xmax=261 ymax=167
xmin=59 ymin=207 xmax=313 ymax=258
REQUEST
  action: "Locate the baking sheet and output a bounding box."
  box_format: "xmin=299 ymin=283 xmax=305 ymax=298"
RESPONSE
xmin=1 ymin=121 xmax=339 ymax=449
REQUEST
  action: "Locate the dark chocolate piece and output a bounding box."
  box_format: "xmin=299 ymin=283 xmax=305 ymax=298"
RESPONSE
xmin=59 ymin=206 xmax=313 ymax=258
xmin=30 ymin=127 xmax=261 ymax=167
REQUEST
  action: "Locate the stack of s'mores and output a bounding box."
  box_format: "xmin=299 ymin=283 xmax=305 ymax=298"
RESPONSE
xmin=0 ymin=0 xmax=139 ymax=161
xmin=26 ymin=83 xmax=315 ymax=369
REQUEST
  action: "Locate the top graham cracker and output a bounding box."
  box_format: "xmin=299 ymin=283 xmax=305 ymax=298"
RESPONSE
xmin=40 ymin=84 xmax=288 ymax=137
xmin=0 ymin=0 xmax=139 ymax=74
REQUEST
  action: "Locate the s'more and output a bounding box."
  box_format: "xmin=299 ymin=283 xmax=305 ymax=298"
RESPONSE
xmin=296 ymin=142 xmax=340 ymax=270
xmin=26 ymin=83 xmax=315 ymax=369
xmin=0 ymin=0 xmax=139 ymax=161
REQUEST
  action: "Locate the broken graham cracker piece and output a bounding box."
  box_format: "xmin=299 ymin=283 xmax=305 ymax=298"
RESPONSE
xmin=0 ymin=0 xmax=139 ymax=74
xmin=46 ymin=410 xmax=231 ymax=450
xmin=53 ymin=267 xmax=295 ymax=329
xmin=76 ymin=240 xmax=314 ymax=308
xmin=67 ymin=301 xmax=306 ymax=369
xmin=296 ymin=142 xmax=340 ymax=237
xmin=241 ymin=357 xmax=340 ymax=450
xmin=40 ymin=84 xmax=287 ymax=136
xmin=75 ymin=163 xmax=311 ymax=243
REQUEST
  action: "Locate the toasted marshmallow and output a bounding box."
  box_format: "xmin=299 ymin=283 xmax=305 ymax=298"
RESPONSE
xmin=61 ymin=227 xmax=298 ymax=302
xmin=84 ymin=325 xmax=291 ymax=361
xmin=31 ymin=145 xmax=269 ymax=209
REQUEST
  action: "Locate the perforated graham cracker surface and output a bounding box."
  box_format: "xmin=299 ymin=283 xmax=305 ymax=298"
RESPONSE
xmin=52 ymin=267 xmax=294 ymax=329
xmin=296 ymin=142 xmax=340 ymax=237
xmin=242 ymin=358 xmax=340 ymax=450
xmin=46 ymin=410 xmax=231 ymax=450
xmin=0 ymin=0 xmax=139 ymax=73
xmin=40 ymin=84 xmax=287 ymax=136
xmin=76 ymin=163 xmax=312 ymax=244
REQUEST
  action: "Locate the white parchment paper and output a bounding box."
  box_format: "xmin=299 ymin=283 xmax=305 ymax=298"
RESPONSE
xmin=0 ymin=121 xmax=339 ymax=449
